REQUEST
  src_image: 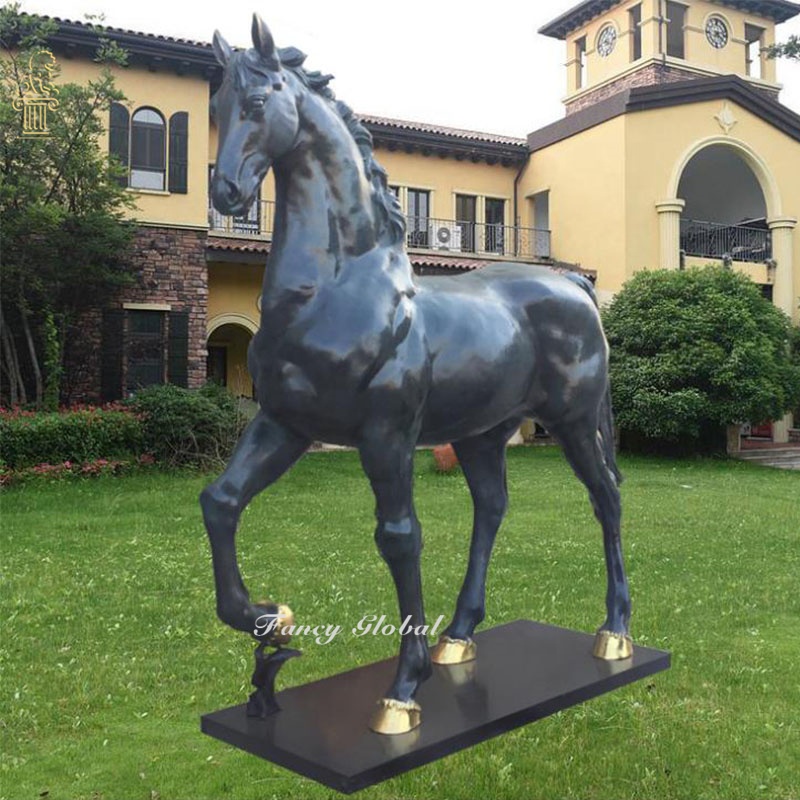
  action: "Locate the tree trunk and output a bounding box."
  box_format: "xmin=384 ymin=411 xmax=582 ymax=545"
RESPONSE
xmin=0 ymin=305 xmax=26 ymax=405
xmin=19 ymin=304 xmax=43 ymax=407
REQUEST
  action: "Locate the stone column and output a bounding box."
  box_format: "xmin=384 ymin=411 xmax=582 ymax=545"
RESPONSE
xmin=656 ymin=199 xmax=686 ymax=270
xmin=767 ymin=216 xmax=797 ymax=443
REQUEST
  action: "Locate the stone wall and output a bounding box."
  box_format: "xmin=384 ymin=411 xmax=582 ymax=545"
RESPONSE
xmin=565 ymin=64 xmax=694 ymax=115
xmin=65 ymin=225 xmax=208 ymax=403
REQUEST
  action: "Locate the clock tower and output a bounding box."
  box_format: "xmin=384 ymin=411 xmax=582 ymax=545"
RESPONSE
xmin=539 ymin=0 xmax=800 ymax=115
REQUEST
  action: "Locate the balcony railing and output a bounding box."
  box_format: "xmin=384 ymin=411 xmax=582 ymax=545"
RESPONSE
xmin=209 ymin=199 xmax=276 ymax=236
xmin=208 ymin=203 xmax=552 ymax=261
xmin=680 ymin=218 xmax=771 ymax=264
xmin=406 ymin=217 xmax=551 ymax=260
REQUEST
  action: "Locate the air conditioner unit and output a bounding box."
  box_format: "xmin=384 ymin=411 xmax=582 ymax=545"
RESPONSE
xmin=429 ymin=222 xmax=462 ymax=251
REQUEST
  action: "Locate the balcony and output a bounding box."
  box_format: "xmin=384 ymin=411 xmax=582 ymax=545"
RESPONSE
xmin=680 ymin=218 xmax=771 ymax=264
xmin=407 ymin=217 xmax=551 ymax=260
xmin=208 ymin=202 xmax=551 ymax=262
xmin=209 ymin=199 xmax=275 ymax=236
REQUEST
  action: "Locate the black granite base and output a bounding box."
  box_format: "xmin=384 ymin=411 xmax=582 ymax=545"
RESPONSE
xmin=201 ymin=620 xmax=670 ymax=794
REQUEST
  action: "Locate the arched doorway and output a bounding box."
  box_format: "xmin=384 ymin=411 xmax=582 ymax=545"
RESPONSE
xmin=206 ymin=316 xmax=256 ymax=399
xmin=677 ymin=144 xmax=770 ymax=266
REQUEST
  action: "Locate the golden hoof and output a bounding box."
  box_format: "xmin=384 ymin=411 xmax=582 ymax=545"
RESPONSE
xmin=593 ymin=630 xmax=633 ymax=660
xmin=430 ymin=635 xmax=477 ymax=665
xmin=369 ymin=698 xmax=422 ymax=735
xmin=256 ymin=601 xmax=294 ymax=645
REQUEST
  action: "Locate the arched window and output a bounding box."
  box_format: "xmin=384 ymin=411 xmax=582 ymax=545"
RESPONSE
xmin=130 ymin=107 xmax=166 ymax=190
xmin=109 ymin=104 xmax=189 ymax=193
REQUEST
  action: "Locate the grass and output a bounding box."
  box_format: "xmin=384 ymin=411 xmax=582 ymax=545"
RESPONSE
xmin=1 ymin=447 xmax=798 ymax=800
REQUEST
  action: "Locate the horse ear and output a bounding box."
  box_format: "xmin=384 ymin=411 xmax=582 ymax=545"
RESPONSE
xmin=252 ymin=14 xmax=278 ymax=66
xmin=212 ymin=30 xmax=232 ymax=67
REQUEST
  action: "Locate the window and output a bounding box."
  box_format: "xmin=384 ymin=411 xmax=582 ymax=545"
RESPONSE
xmin=407 ymin=189 xmax=430 ymax=247
xmin=485 ymin=198 xmax=505 ymax=254
xmin=746 ymin=25 xmax=764 ymax=78
xmin=575 ymin=36 xmax=588 ymax=88
xmin=456 ymin=194 xmax=477 ymax=252
xmin=666 ymin=2 xmax=686 ymax=59
xmin=630 ymin=5 xmax=642 ymax=61
xmin=109 ymin=104 xmax=189 ymax=193
xmin=101 ymin=309 xmax=189 ymax=401
xmin=532 ymin=191 xmax=551 ymax=259
xmin=126 ymin=310 xmax=165 ymax=392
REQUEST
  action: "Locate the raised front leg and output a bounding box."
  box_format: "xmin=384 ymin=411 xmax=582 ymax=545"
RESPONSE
xmin=359 ymin=432 xmax=431 ymax=735
xmin=199 ymin=410 xmax=310 ymax=636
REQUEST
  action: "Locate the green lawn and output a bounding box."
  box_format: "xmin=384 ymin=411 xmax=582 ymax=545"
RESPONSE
xmin=1 ymin=448 xmax=798 ymax=800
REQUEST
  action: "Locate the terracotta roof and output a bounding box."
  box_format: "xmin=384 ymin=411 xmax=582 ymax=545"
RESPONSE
xmin=29 ymin=13 xmax=213 ymax=49
xmin=409 ymin=254 xmax=491 ymax=271
xmin=539 ymin=0 xmax=800 ymax=39
xmin=207 ymin=239 xmax=271 ymax=254
xmin=359 ymin=115 xmax=526 ymax=147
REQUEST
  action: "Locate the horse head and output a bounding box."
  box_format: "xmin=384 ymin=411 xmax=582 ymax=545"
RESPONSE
xmin=210 ymin=15 xmax=300 ymax=217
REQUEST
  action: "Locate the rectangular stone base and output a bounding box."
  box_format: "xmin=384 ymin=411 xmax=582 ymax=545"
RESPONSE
xmin=201 ymin=620 xmax=670 ymax=794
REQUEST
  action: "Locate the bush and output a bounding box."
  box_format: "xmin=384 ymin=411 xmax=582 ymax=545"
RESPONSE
xmin=0 ymin=404 xmax=143 ymax=469
xmin=603 ymin=267 xmax=800 ymax=451
xmin=127 ymin=383 xmax=246 ymax=467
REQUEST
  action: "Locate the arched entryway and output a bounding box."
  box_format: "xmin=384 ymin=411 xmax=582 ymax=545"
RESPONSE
xmin=677 ymin=143 xmax=770 ymax=267
xmin=658 ymin=137 xmax=797 ymax=443
xmin=206 ymin=314 xmax=257 ymax=399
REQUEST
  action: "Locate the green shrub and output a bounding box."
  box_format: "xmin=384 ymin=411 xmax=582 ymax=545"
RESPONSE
xmin=603 ymin=267 xmax=800 ymax=452
xmin=127 ymin=383 xmax=246 ymax=467
xmin=0 ymin=405 xmax=143 ymax=469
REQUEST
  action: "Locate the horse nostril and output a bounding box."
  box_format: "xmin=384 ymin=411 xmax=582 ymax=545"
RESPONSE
xmin=212 ymin=176 xmax=241 ymax=209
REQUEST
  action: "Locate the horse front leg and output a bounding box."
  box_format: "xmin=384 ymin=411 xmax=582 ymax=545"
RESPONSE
xmin=359 ymin=432 xmax=431 ymax=735
xmin=199 ymin=410 xmax=310 ymax=636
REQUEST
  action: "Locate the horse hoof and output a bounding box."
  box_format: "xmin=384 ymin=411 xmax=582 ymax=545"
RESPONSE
xmin=430 ymin=635 xmax=477 ymax=665
xmin=255 ymin=601 xmax=294 ymax=645
xmin=369 ymin=698 xmax=422 ymax=735
xmin=593 ymin=630 xmax=633 ymax=660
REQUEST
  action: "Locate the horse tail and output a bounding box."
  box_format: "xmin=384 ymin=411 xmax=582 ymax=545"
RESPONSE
xmin=563 ymin=270 xmax=623 ymax=486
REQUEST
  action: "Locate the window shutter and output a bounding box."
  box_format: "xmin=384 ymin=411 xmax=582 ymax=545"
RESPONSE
xmin=101 ymin=309 xmax=125 ymax=401
xmin=168 ymin=311 xmax=190 ymax=387
xmin=168 ymin=112 xmax=189 ymax=194
xmin=109 ymin=103 xmax=129 ymax=187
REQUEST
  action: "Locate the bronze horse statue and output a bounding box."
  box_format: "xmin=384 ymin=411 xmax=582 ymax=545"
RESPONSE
xmin=201 ymin=15 xmax=632 ymax=735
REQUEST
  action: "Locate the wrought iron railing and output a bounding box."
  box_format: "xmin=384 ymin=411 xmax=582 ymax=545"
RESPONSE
xmin=680 ymin=218 xmax=771 ymax=263
xmin=209 ymin=199 xmax=276 ymax=236
xmin=406 ymin=216 xmax=551 ymax=260
xmin=208 ymin=203 xmax=552 ymax=261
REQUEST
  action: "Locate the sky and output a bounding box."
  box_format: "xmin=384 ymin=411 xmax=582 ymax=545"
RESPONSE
xmin=16 ymin=0 xmax=800 ymax=137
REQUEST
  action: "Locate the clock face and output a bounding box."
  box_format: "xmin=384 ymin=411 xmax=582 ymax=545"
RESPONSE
xmin=598 ymin=25 xmax=617 ymax=57
xmin=706 ymin=17 xmax=729 ymax=49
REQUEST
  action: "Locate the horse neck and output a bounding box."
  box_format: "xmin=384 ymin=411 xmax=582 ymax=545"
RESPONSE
xmin=268 ymin=92 xmax=377 ymax=293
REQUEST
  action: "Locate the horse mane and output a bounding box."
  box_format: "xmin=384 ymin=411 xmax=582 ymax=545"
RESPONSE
xmin=234 ymin=46 xmax=407 ymax=248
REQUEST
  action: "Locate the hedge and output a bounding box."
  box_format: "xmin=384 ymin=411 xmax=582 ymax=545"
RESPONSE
xmin=0 ymin=404 xmax=143 ymax=469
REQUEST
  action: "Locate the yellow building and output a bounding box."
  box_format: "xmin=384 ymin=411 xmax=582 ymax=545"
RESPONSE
xmin=30 ymin=0 xmax=800 ymax=441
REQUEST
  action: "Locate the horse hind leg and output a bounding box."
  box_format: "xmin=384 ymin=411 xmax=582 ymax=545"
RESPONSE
xmin=549 ymin=415 xmax=632 ymax=659
xmin=431 ymin=418 xmax=520 ymax=666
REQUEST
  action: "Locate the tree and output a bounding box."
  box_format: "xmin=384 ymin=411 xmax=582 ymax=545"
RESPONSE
xmin=0 ymin=6 xmax=135 ymax=407
xmin=602 ymin=267 xmax=800 ymax=450
xmin=764 ymin=35 xmax=800 ymax=61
